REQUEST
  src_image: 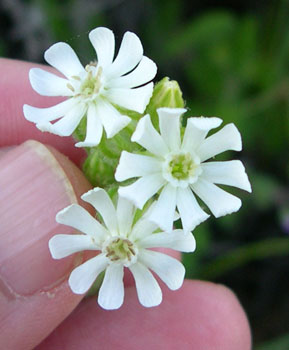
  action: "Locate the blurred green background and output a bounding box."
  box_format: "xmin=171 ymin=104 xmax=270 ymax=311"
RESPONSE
xmin=1 ymin=0 xmax=288 ymax=348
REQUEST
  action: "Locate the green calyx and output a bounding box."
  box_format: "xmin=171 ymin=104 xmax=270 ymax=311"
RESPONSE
xmin=80 ymin=117 xmax=141 ymax=188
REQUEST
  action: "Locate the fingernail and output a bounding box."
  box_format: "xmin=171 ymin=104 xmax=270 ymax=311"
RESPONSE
xmin=0 ymin=140 xmax=80 ymax=296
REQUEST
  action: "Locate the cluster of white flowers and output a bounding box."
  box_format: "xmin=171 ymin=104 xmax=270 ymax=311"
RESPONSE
xmin=24 ymin=27 xmax=251 ymax=310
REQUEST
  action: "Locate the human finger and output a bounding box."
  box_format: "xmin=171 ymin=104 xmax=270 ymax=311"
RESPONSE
xmin=0 ymin=140 xmax=91 ymax=349
xmin=37 ymin=280 xmax=251 ymax=350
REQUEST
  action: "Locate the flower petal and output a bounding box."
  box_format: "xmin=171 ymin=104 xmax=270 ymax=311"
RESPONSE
xmin=148 ymin=184 xmax=177 ymax=232
xmin=105 ymin=83 xmax=153 ymax=114
xmin=139 ymin=229 xmax=196 ymax=252
xmin=49 ymin=234 xmax=98 ymax=259
xmin=44 ymin=42 xmax=85 ymax=78
xmin=201 ymin=160 xmax=252 ymax=192
xmin=106 ymin=31 xmax=143 ymax=79
xmin=192 ymin=178 xmax=242 ymax=217
xmin=176 ymin=187 xmax=209 ymax=231
xmin=118 ymin=173 xmax=165 ymax=209
xmin=37 ymin=103 xmax=86 ymax=136
xmin=29 ymin=68 xmax=72 ymax=96
xmin=75 ymin=103 xmax=103 ymax=148
xmin=81 ymin=188 xmax=118 ymax=235
xmin=131 ymin=114 xmax=169 ymax=157
xmin=89 ymin=27 xmax=115 ymax=70
xmin=115 ymin=151 xmax=162 ymax=182
xmin=182 ymin=117 xmax=222 ymax=152
xmin=198 ymin=123 xmax=242 ymax=162
xmin=130 ymin=218 xmax=158 ymax=241
xmin=69 ymin=254 xmax=108 ymax=294
xmin=117 ymin=196 xmax=135 ymax=237
xmin=138 ymin=250 xmax=185 ymax=290
xmin=98 ymin=264 xmax=124 ymax=310
xmin=158 ymin=107 xmax=186 ymax=151
xmin=97 ymin=99 xmax=131 ymax=138
xmin=23 ymin=98 xmax=77 ymax=124
xmin=56 ymin=204 xmax=107 ymax=239
xmin=129 ymin=262 xmax=162 ymax=307
xmin=108 ymin=56 xmax=157 ymax=88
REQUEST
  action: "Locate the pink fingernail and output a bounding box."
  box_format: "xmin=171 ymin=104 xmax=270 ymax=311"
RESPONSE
xmin=0 ymin=140 xmax=80 ymax=296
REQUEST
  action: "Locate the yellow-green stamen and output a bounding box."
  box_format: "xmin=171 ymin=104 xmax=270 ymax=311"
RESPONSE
xmin=106 ymin=238 xmax=136 ymax=262
xmin=169 ymin=153 xmax=197 ymax=180
xmin=79 ymin=66 xmax=103 ymax=98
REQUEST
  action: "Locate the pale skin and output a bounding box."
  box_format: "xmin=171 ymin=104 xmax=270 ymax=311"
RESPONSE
xmin=0 ymin=58 xmax=252 ymax=349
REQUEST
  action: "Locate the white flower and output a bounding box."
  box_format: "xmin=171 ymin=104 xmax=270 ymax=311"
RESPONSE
xmin=49 ymin=188 xmax=195 ymax=310
xmin=115 ymin=108 xmax=252 ymax=232
xmin=23 ymin=27 xmax=157 ymax=147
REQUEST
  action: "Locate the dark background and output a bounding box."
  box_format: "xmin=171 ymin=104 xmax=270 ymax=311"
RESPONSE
xmin=1 ymin=0 xmax=288 ymax=348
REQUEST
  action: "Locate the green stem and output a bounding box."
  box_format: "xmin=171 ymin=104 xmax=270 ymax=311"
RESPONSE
xmin=256 ymin=332 xmax=289 ymax=350
xmin=243 ymin=79 xmax=289 ymax=117
xmin=200 ymin=237 xmax=289 ymax=280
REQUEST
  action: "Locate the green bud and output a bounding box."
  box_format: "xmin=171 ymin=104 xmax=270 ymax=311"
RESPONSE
xmin=80 ymin=124 xmax=142 ymax=188
xmin=82 ymin=140 xmax=119 ymax=187
xmin=146 ymin=77 xmax=185 ymax=130
xmin=73 ymin=106 xmax=142 ymax=189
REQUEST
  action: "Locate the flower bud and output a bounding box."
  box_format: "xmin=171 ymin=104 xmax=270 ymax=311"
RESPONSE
xmin=146 ymin=77 xmax=185 ymax=130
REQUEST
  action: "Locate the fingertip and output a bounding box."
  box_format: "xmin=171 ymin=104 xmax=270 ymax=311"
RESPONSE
xmin=37 ymin=280 xmax=251 ymax=350
xmin=182 ymin=281 xmax=252 ymax=350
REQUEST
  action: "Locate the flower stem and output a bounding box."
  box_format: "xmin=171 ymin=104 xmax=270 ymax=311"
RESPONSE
xmin=200 ymin=237 xmax=289 ymax=280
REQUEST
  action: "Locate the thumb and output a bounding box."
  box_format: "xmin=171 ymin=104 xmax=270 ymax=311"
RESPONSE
xmin=0 ymin=140 xmax=91 ymax=350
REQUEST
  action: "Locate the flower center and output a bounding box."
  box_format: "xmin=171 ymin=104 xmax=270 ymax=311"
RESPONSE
xmin=79 ymin=64 xmax=103 ymax=98
xmin=169 ymin=153 xmax=197 ymax=180
xmin=105 ymin=238 xmax=137 ymax=266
